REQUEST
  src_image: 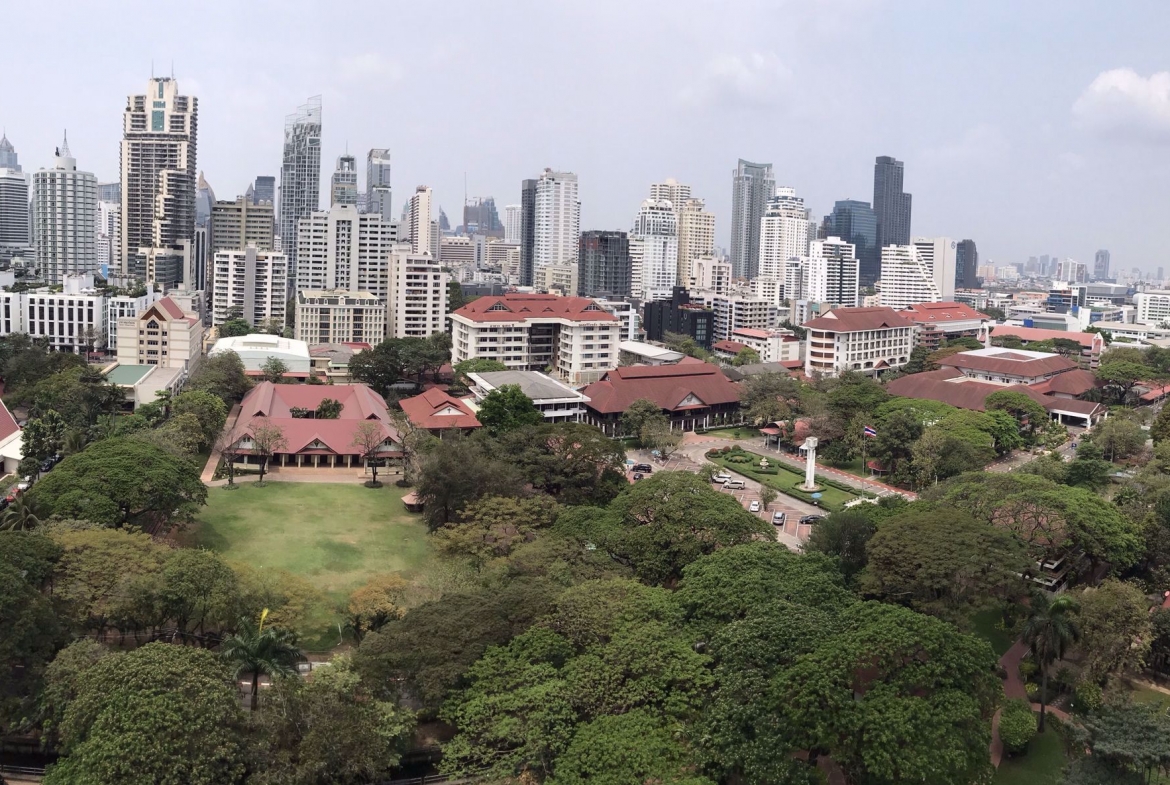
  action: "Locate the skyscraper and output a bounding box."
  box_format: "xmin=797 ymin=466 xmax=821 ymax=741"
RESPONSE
xmin=1094 ymin=249 xmax=1111 ymax=281
xmin=295 ymin=205 xmax=395 ymax=300
xmin=503 ymin=204 xmax=521 ymax=244
xmin=279 ymin=95 xmax=322 ymax=282
xmin=533 ymin=169 xmax=580 ymax=269
xmin=649 ymin=178 xmax=691 ymax=208
xmin=578 ymin=230 xmax=630 ymax=298
xmin=98 ymin=182 xmax=120 ymax=203
xmin=758 ymin=187 xmax=810 ymax=281
xmin=120 ymin=77 xmax=198 ymax=272
xmin=729 ymin=159 xmax=775 ymax=280
xmin=195 ymin=172 xmax=215 ymax=227
xmin=405 ymin=186 xmax=434 ymax=256
xmin=331 ymin=154 xmax=358 ymax=206
xmin=803 ymin=237 xmax=860 ymax=307
xmin=873 ymin=156 xmax=912 ymax=271
xmin=827 ymin=200 xmax=879 ymax=286
xmin=630 ymin=200 xmax=678 ymax=302
xmin=365 ymin=149 xmax=392 ymax=220
xmin=955 ymin=239 xmax=979 ymax=288
xmin=519 ymin=180 xmax=537 ymax=287
xmin=0 ymin=169 xmax=29 ymax=251
xmin=0 ymin=133 xmax=20 ymax=171
xmin=252 ymin=176 xmax=275 ymax=205
xmin=463 ymin=197 xmax=502 ymax=237
xmin=675 ymin=198 xmax=715 ymax=282
xmin=33 ymin=135 xmax=98 ymax=283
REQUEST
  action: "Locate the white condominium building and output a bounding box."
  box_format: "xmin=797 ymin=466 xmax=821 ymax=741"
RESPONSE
xmin=387 ymin=246 xmax=448 ymax=339
xmin=503 ymin=204 xmax=521 ymax=244
xmin=803 ymin=237 xmax=860 ymax=307
xmin=649 ymin=177 xmax=691 ymax=207
xmin=1135 ymin=292 xmax=1170 ymax=325
xmin=449 ymin=293 xmax=621 ymax=385
xmin=630 ymin=199 xmax=678 ymax=302
xmin=690 ymin=257 xmax=732 ymax=294
xmin=33 ymin=137 xmax=98 ymax=283
xmin=712 ymin=293 xmax=776 ymax=342
xmin=804 ymin=306 xmax=916 ymax=377
xmin=211 ymin=196 xmax=275 ymax=252
xmin=295 ymin=205 xmax=396 ymax=301
xmin=405 ymin=185 xmax=433 ymax=257
xmin=212 ymin=247 xmax=288 ymax=327
xmin=13 ymin=274 xmax=106 ymax=353
xmin=440 ymin=235 xmax=475 ymax=268
xmin=534 ymin=169 xmax=580 ymax=269
xmin=758 ymin=187 xmax=810 ymax=281
xmin=676 ymin=198 xmax=715 ymax=282
xmin=295 ymin=289 xmax=386 ymax=345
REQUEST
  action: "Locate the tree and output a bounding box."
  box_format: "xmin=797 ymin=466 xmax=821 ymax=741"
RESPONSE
xmin=1066 ymin=702 xmax=1170 ymax=783
xmin=550 ymin=710 xmax=711 ymax=785
xmin=40 ymin=640 xmax=110 ymax=747
xmin=1089 ymin=414 xmax=1146 ymax=462
xmin=1 ymin=495 xmax=43 ymax=531
xmin=452 ymin=357 xmax=508 ymax=378
xmin=314 ymin=397 xmax=343 ymax=419
xmin=1065 ymin=440 xmax=1114 ymax=490
xmin=640 ymin=417 xmax=681 ymax=459
xmin=476 ymin=384 xmax=543 ymax=435
xmin=986 ymin=389 xmax=1050 ymax=441
xmin=220 ymin=612 xmax=303 ymax=711
xmin=249 ymin=418 xmax=287 ymax=485
xmin=804 ymin=509 xmax=875 ymax=584
xmin=759 ymin=486 xmax=777 ymax=510
xmin=447 ymin=280 xmax=469 ymax=312
xmin=215 ymin=428 xmax=244 ymax=489
xmin=998 ymin=699 xmax=1037 ymax=756
xmin=1075 ymin=579 xmax=1151 ymax=682
xmin=733 ymin=347 xmax=762 ymax=366
xmin=261 ymin=356 xmax=289 ymax=384
xmin=494 ymin=423 xmax=627 ymax=506
xmin=170 ymin=390 xmax=229 ymax=450
xmin=387 ymin=408 xmax=432 ymax=486
xmin=0 ymin=560 xmax=63 ymax=731
xmin=738 ymin=372 xmax=797 ymax=426
xmin=22 ymin=409 xmax=67 ymax=465
xmin=1153 ymin=404 xmax=1170 ymax=444
xmin=826 ymin=372 xmax=888 ymax=421
xmin=188 ymin=351 xmax=253 ymax=403
xmin=28 ymin=437 xmax=207 ymax=529
xmin=218 ymin=317 xmax=252 ymax=338
xmin=869 ymin=408 xmax=923 ymax=482
xmin=414 ymin=433 xmax=525 ymax=529
xmin=1096 ymin=360 xmax=1153 ymax=404
xmin=1021 ymin=592 xmax=1080 ymax=732
xmin=433 ymin=494 xmax=560 ymax=567
xmin=621 ymin=398 xmax=666 ymax=442
xmin=902 ymin=345 xmax=931 ymax=374
xmin=134 ymin=411 xmax=205 ymax=457
xmin=346 ymin=574 xmax=410 ymax=641
xmin=348 ymin=340 xmax=405 ymax=394
xmin=350 ymin=420 xmax=391 ymax=487
xmin=158 ymin=549 xmax=241 ymax=636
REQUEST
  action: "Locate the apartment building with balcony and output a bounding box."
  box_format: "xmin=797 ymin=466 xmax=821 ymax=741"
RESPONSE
xmin=803 ymin=306 xmax=916 ymax=377
xmin=388 ymin=247 xmax=448 ymax=338
xmin=212 ymin=247 xmax=288 ymax=328
xmin=295 ymin=289 xmax=385 ymax=345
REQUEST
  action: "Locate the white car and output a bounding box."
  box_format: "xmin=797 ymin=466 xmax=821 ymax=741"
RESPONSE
xmin=772 ymin=511 xmax=786 ymax=525
xmin=16 ymin=481 xmax=30 ymax=491
xmin=748 ymin=500 xmax=761 ymax=512
xmin=712 ymin=473 xmax=732 ymax=484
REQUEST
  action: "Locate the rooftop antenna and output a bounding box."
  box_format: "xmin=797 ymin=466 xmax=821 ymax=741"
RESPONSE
xmin=171 ymin=60 xmax=175 ymax=79
xmin=151 ymin=60 xmax=154 ymax=78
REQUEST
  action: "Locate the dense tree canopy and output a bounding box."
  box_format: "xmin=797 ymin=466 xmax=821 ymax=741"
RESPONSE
xmin=187 ymin=351 xmax=252 ymax=403
xmin=476 ymin=384 xmax=545 ymax=435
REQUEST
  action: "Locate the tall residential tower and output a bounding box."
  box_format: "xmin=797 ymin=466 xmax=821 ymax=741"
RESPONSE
xmin=33 ymin=135 xmax=98 ymax=282
xmin=365 ymin=148 xmax=392 ymax=220
xmin=279 ymin=96 xmax=322 ymax=282
xmin=872 ymin=155 xmax=912 ymax=275
xmin=729 ymin=159 xmax=774 ymax=280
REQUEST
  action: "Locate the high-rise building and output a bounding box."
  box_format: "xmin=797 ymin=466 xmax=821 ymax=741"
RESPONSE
xmin=97 ymin=182 xmax=120 ymax=203
xmin=405 ymin=186 xmax=434 ymax=256
xmin=1056 ymin=258 xmax=1088 ymax=284
xmin=826 ymin=199 xmax=879 ymax=287
xmin=758 ymin=187 xmax=810 ymax=281
xmin=873 ymin=156 xmax=912 ymax=267
xmin=120 ymin=77 xmax=198 ymax=273
xmin=0 ymin=167 xmax=30 ymax=251
xmin=630 ymin=199 xmax=678 ymax=302
xmin=212 ymin=247 xmax=288 ymax=327
xmin=649 ymin=178 xmax=691 ymax=208
xmin=365 ymin=149 xmax=392 ymax=220
xmin=463 ymin=197 xmax=502 ymax=237
xmin=279 ymin=96 xmax=322 ymax=282
xmin=331 ymin=154 xmax=358 ymax=207
xmin=195 ymin=172 xmax=215 ymax=227
xmin=643 ymin=287 xmax=714 ymax=349
xmin=878 ymin=239 xmax=956 ymax=310
xmin=253 ymin=176 xmax=275 ymax=205
xmin=33 ymin=135 xmax=98 ymax=282
xmin=211 ymin=196 xmax=275 ymax=252
xmin=955 ymin=239 xmax=979 ymax=288
xmin=503 ymin=204 xmax=521 ymax=244
xmin=676 ymin=198 xmax=715 ymax=282
xmin=295 ymin=289 xmax=385 ymax=345
xmin=1094 ymin=249 xmax=1111 ymax=281
xmin=911 ymin=237 xmax=956 ymax=300
xmin=533 ymin=169 xmax=580 ymax=272
xmin=0 ymin=133 xmax=19 ymax=171
xmin=96 ymin=200 xmax=120 ymax=271
xmin=387 ymin=246 xmax=448 ymax=339
xmin=690 ymin=257 xmax=732 ymax=294
xmin=729 ymin=159 xmax=775 ymax=280
xmin=803 ymin=237 xmax=860 ymax=307
xmin=579 ymin=230 xmax=630 ymax=298
xmin=295 ymin=205 xmax=396 ymax=301
xmin=519 ymin=180 xmax=537 ymax=286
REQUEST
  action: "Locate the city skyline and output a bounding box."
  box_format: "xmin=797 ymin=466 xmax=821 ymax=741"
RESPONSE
xmin=2 ymin=1 xmax=1168 ymax=269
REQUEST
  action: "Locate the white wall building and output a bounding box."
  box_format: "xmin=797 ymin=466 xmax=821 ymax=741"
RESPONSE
xmin=115 ymin=295 xmax=204 ymax=371
xmin=107 ymin=289 xmax=161 ymax=351
xmin=534 ymin=169 xmax=580 ymax=270
xmin=803 ymin=237 xmax=860 ymax=307
xmin=648 ymin=178 xmax=690 ymax=207
xmin=33 ymin=137 xmax=98 ymax=283
xmin=690 ymin=256 xmax=732 ymax=294
xmin=209 ymin=333 xmax=310 ymax=374
xmin=1135 ymin=291 xmax=1170 ymax=325
xmin=295 ymin=205 xmax=395 ymax=301
xmin=20 ymin=274 xmax=106 ymax=353
xmin=804 ymin=306 xmax=917 ymax=377
xmin=405 ymin=185 xmax=433 ymax=257
xmin=758 ymin=186 xmax=810 ymax=281
xmin=503 ymin=204 xmax=521 ymax=244
xmin=751 ymin=276 xmax=785 ymax=308
xmin=212 ymin=247 xmax=288 ymax=327
xmin=387 ymin=246 xmax=448 ymax=338
xmin=676 ymin=198 xmax=716 ymax=283
xmin=295 ymin=289 xmax=386 ymax=345
xmin=879 ymin=242 xmax=950 ymax=310
xmin=729 ymin=327 xmax=801 ymax=363
xmin=538 ymin=263 xmax=579 ymax=296
xmin=596 ymin=298 xmax=639 ymax=341
xmin=712 ymin=293 xmax=776 ymax=342
xmin=439 ymin=235 xmax=474 ymax=268
xmin=630 ymin=199 xmax=678 ymax=302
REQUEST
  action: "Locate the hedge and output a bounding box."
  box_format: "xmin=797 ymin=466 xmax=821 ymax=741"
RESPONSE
xmin=998 ymin=699 xmax=1037 ymax=755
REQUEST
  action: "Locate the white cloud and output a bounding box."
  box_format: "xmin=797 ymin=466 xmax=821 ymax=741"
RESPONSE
xmin=678 ymin=51 xmax=792 ymax=110
xmin=921 ymin=124 xmax=1009 ymax=167
xmin=1073 ymin=68 xmax=1170 ymax=144
xmin=337 ymin=53 xmax=403 ymax=83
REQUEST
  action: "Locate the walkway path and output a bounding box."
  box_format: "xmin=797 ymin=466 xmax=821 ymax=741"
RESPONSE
xmin=200 ymin=404 xmax=241 ymax=483
xmin=989 ymin=638 xmax=1073 ymax=768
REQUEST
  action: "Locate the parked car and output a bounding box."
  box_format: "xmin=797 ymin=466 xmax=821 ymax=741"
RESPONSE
xmin=799 ymin=514 xmax=825 ymax=525
xmin=15 ymin=481 xmax=30 ymax=492
xmin=748 ymin=500 xmax=761 ymax=512
xmin=723 ymin=479 xmax=746 ymax=491
xmin=39 ymin=460 xmax=53 ymax=473
xmin=772 ymin=511 xmax=786 ymax=525
xmin=632 ymin=463 xmax=653 ymax=473
xmin=633 ymin=472 xmax=644 ymax=481
xmin=5 ymin=493 xmax=17 ymax=503
xmin=712 ymin=473 xmax=732 ymax=484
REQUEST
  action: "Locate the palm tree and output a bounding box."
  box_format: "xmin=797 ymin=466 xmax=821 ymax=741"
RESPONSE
xmin=1021 ymin=591 xmax=1080 ymax=731
xmin=220 ymin=610 xmax=303 ymax=711
xmin=0 ymin=496 xmax=41 ymax=531
xmin=62 ymin=429 xmax=87 ymax=456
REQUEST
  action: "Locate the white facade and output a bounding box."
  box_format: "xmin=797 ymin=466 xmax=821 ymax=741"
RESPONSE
xmin=295 ymin=206 xmax=395 ymax=301
xmin=209 ymin=333 xmax=310 ymax=374
xmin=804 ymin=307 xmax=917 ymax=378
xmin=107 ymin=289 xmax=162 ymax=350
xmin=22 ymin=276 xmax=106 ymax=353
xmin=534 ymin=169 xmax=580 ymax=269
xmin=1056 ymin=258 xmax=1088 ymax=284
xmin=1135 ymin=291 xmax=1170 ymax=325
xmin=803 ymin=237 xmax=860 ymax=307
xmin=503 ymin=204 xmax=522 ymax=244
xmin=676 ymin=198 xmax=716 ymax=282
xmin=729 ymin=327 xmax=801 ymax=363
xmin=712 ymin=293 xmax=776 ymax=342
xmin=751 ymin=276 xmax=785 ymax=308
xmin=439 ymin=235 xmax=475 ymax=268
xmin=690 ymin=257 xmax=732 ymax=294
xmin=539 ymin=263 xmax=579 ymax=296
xmin=295 ymin=289 xmax=386 ymax=345
xmin=212 ymin=247 xmax=288 ymax=327
xmin=758 ymin=187 xmax=810 ymax=281
xmin=279 ymin=96 xmax=322 ymax=281
xmin=879 ymin=244 xmax=945 ymax=310
xmin=405 ymin=185 xmax=433 ymax=256
xmin=33 ymin=138 xmax=98 ymax=283
xmin=0 ymin=168 xmax=30 ymax=249
xmin=96 ymin=200 xmax=120 ymax=271
xmin=630 ymin=199 xmax=678 ymax=302
xmin=649 ymin=178 xmax=691 ymax=207
xmin=908 ymin=236 xmax=957 ymax=301
xmin=365 ymin=148 xmax=393 ymax=221
xmin=596 ymin=299 xmax=639 ymax=341
xmin=115 ymin=295 xmax=204 ymax=371
xmin=387 ymin=246 xmax=448 ymax=338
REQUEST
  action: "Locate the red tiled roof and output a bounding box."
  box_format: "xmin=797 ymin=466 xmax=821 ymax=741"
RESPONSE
xmin=1030 ymin=369 xmax=1099 ymax=396
xmin=156 ymin=296 xmax=186 ymax=319
xmin=582 ymin=362 xmax=740 ymax=414
xmin=901 ymin=301 xmax=987 ymax=324
xmin=0 ymin=399 xmax=19 ymax=443
xmin=713 ymin=340 xmax=748 ymax=353
xmin=733 ymin=327 xmax=774 ymax=339
xmin=400 ymin=388 xmax=481 ymax=430
xmin=991 ymin=325 xmax=1100 ymax=349
xmin=452 ymin=294 xmax=617 ymax=323
xmin=936 ymin=351 xmax=1079 ymax=378
xmin=803 ymin=307 xmax=915 ymax=332
xmin=885 ymin=371 xmax=1105 ymax=418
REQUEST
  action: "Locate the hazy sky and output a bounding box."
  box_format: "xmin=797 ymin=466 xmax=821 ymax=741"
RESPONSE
xmin=4 ymin=0 xmax=1170 ymax=271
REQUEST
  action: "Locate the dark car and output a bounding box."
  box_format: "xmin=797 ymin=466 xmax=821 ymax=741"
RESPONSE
xmin=40 ymin=460 xmax=54 ymax=473
xmin=632 ymin=464 xmax=652 ymax=473
xmin=799 ymin=515 xmax=825 ymax=525
xmin=633 ymin=472 xmax=644 ymax=481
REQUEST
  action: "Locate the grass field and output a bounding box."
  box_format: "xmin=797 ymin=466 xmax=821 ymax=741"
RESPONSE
xmin=187 ymin=482 xmax=436 ymax=649
xmin=970 ymin=607 xmax=1017 ymax=657
xmin=992 ymin=724 xmax=1065 ymax=785
xmin=710 ymin=451 xmax=859 ymax=511
xmin=701 ymin=427 xmax=759 ymax=440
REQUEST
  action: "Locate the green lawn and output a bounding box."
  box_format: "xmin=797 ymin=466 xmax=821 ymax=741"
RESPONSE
xmin=993 ymin=724 xmax=1066 ymax=785
xmin=701 ymin=427 xmax=760 ymax=440
xmin=970 ymin=607 xmax=1017 ymax=657
xmin=711 ymin=451 xmax=860 ymax=511
xmin=187 ymin=482 xmax=436 ymax=649
xmin=1128 ymin=683 xmax=1170 ymax=711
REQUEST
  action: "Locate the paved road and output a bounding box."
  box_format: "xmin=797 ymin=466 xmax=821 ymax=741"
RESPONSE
xmin=986 ymin=426 xmax=1083 ymax=473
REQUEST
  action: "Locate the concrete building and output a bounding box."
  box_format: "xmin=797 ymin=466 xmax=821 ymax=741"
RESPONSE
xmin=582 ymin=361 xmax=742 ymax=435
xmin=330 ymin=154 xmax=358 ymax=207
xmin=955 ymin=239 xmax=979 ymax=289
xmin=503 ymin=204 xmax=521 ymax=244
xmin=534 ymin=169 xmax=580 ymax=271
xmin=13 ymin=274 xmax=106 ymax=353
xmin=1093 ymin=249 xmax=1111 ymax=281
xmin=96 ymin=199 xmax=120 ymax=272
xmin=826 ymin=199 xmax=879 ymax=287
xmin=450 ymin=293 xmax=620 ymax=385
xmin=900 ymin=301 xmax=991 ymax=350
xmin=803 ymin=237 xmax=860 ymax=307
xmin=252 ymin=176 xmax=275 ymax=205
xmin=279 ymin=96 xmax=322 ymax=282
xmin=462 ymin=196 xmax=502 ymax=237
xmin=758 ymin=187 xmax=810 ymax=281
xmin=365 ymin=149 xmax=392 ymax=221
xmin=295 ymin=289 xmax=385 ymax=345
xmin=387 ymin=247 xmax=448 ymax=339
xmin=578 ymin=230 xmax=630 ymax=298
xmin=467 ymin=370 xmax=591 ymax=423
xmin=538 ymin=263 xmax=578 ymax=296
xmin=630 ymin=199 xmax=678 ymax=302
xmin=115 ymin=294 xmax=203 ymax=372
xmin=519 ymin=179 xmax=537 ymax=286
xmin=211 ymin=196 xmax=275 ymax=252
xmin=0 ymin=166 xmax=30 ymax=252
xmin=690 ymin=256 xmax=732 ymax=294
xmin=484 ymin=239 xmax=521 ymax=282
xmin=804 ymin=306 xmax=916 ymax=377
xmin=120 ymin=77 xmax=198 ymax=272
xmin=649 ymin=178 xmax=690 ymax=207
xmin=0 ymin=133 xmax=18 ymax=170
xmin=210 ymin=333 xmax=311 ymax=375
xmin=439 ymin=235 xmax=475 ymax=268
xmin=990 ymin=324 xmax=1105 ymax=369
xmin=1056 ymin=258 xmax=1088 ymax=284
xmin=405 ymin=185 xmax=433 ymax=256
xmin=212 ymin=247 xmax=288 ymax=327
xmin=879 ymin=239 xmax=955 ymax=310
xmin=295 ymin=205 xmax=395 ymax=301
xmin=107 ymin=289 xmax=162 ymax=351
xmin=729 ymin=159 xmax=774 ymax=279
xmin=676 ymin=198 xmax=715 ymax=282
xmin=873 ymin=155 xmax=912 ymax=255
xmin=1136 ymin=291 xmax=1170 ymax=325
xmin=596 ymin=298 xmax=639 ymax=342
xmin=33 ymin=136 xmax=98 ymax=283
xmin=712 ymin=293 xmax=776 ymax=342
xmin=643 ymin=287 xmax=714 ymax=349
xmin=718 ymin=327 xmax=801 ymax=364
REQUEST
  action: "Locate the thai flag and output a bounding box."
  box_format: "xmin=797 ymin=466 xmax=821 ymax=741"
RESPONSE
xmin=864 ymin=425 xmax=877 ymax=438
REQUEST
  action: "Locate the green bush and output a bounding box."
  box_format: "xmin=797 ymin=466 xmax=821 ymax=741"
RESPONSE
xmin=1025 ymin=683 xmax=1039 ymax=702
xmin=1052 ymin=666 xmax=1075 ymax=694
xmin=727 ymin=455 xmax=752 ymax=464
xmin=998 ymin=699 xmax=1037 ymax=755
xmin=1018 ymin=659 xmax=1038 ymax=679
xmin=1072 ymin=681 xmax=1103 ymax=714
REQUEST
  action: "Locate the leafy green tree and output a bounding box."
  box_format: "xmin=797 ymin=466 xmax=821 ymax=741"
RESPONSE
xmin=869 ymin=408 xmax=923 ymax=482
xmin=0 ymin=333 xmax=86 ymax=397
xmin=187 ymin=351 xmax=253 ymax=403
xmin=44 ymin=643 xmax=248 ymax=785
xmin=261 ymin=356 xmax=289 ymax=384
xmin=804 ymin=509 xmax=876 ymax=584
xmin=732 ymin=347 xmax=761 ymax=366
xmin=1 ymin=495 xmax=43 ymax=531
xmin=1151 ymin=404 xmax=1170 ymax=444
xmin=1096 ymin=360 xmax=1153 ymax=404
xmin=0 ymin=530 xmax=61 ymax=586
xmin=902 ymin=345 xmax=931 ymax=374
xmin=985 ymin=390 xmax=1050 ymax=441
xmin=1022 ymin=592 xmax=1080 ymax=731
xmin=447 ymin=280 xmax=470 ymax=312
xmin=911 ymin=426 xmax=991 ymax=486
xmin=1066 ymin=701 xmax=1170 ymax=783
xmin=220 ymin=613 xmax=303 ymax=711
xmin=28 ymin=437 xmax=207 ymax=529
xmin=0 ymin=560 xmax=63 ymax=732
xmin=414 ymin=433 xmax=525 ymax=529
xmin=159 ymin=549 xmax=241 ymax=636
xmin=22 ymin=409 xmax=67 ymax=465
xmin=1089 ymin=414 xmax=1146 ymax=462
xmin=621 ymin=398 xmax=666 ymax=442
xmin=1074 ymin=579 xmax=1151 ymax=682
xmin=548 ymin=710 xmax=711 ymax=785
xmin=826 ymin=371 xmax=889 ymax=421
xmin=350 ymin=420 xmax=389 ymax=487
xmin=476 ymin=384 xmax=544 ymax=435
xmin=495 ymin=423 xmax=627 ymax=506
xmin=312 ymin=397 xmax=342 ymax=419
xmin=170 ymin=389 xmax=229 ymax=450
xmin=434 ymin=494 xmax=560 ymax=566
xmin=345 ymin=574 xmax=410 ymax=642
xmin=249 ymin=417 xmax=287 ymax=485
xmin=738 ymin=372 xmax=797 ymax=425
xmin=1065 ymin=440 xmax=1113 ymax=490
xmin=133 ymin=411 xmax=205 ymax=457
xmin=348 ymin=340 xmax=405 ymax=394
xmin=217 ymin=317 xmax=252 ymax=337
xmin=759 ymin=486 xmax=777 ymax=510
xmin=40 ymin=639 xmax=110 ymax=747
xmin=998 ymin=699 xmax=1037 ymax=755
xmin=640 ymin=417 xmax=682 ymax=459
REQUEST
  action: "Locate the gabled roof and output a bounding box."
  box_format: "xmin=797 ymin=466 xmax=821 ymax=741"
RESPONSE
xmin=452 ymin=294 xmax=617 ymax=323
xmin=885 ymin=371 xmax=1105 ymax=418
xmin=1029 ymin=369 xmax=1099 ymax=396
xmin=0 ymin=398 xmax=20 ymax=444
xmin=712 ymin=339 xmax=748 ymax=354
xmin=400 ymin=388 xmax=481 ymax=430
xmin=803 ymin=306 xmax=915 ymax=332
xmin=991 ymin=324 xmax=1101 ymax=349
xmin=901 ymin=301 xmax=987 ymax=324
xmin=582 ymin=362 xmax=740 ymax=414
xmin=936 ymin=350 xmax=1079 ymax=378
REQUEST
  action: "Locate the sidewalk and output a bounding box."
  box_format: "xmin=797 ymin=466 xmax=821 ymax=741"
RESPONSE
xmin=201 ymin=403 xmax=241 ymax=483
xmin=989 ymin=638 xmax=1072 ymax=767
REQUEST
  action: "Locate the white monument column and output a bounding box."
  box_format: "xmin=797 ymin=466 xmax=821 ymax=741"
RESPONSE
xmin=799 ymin=436 xmax=819 ymax=490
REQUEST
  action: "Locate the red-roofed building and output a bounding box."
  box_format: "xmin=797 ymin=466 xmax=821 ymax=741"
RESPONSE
xmin=990 ymin=324 xmax=1105 ymax=369
xmin=400 ymin=388 xmax=481 ymax=435
xmin=711 ymin=339 xmax=748 ymax=361
xmin=449 ymin=293 xmax=622 ymax=385
xmin=935 ymin=347 xmax=1082 ymax=385
xmin=728 ymin=327 xmax=801 ymax=363
xmin=803 ymin=307 xmax=917 ymax=378
xmin=900 ymin=301 xmax=991 ymax=350
xmin=225 ymin=382 xmax=402 ymax=470
xmin=581 ymin=361 xmax=741 ymax=435
xmin=0 ymin=398 xmax=22 ymax=475
xmin=115 ymin=295 xmax=204 ymax=374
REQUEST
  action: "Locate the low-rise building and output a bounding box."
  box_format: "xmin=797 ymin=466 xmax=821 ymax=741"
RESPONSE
xmin=22 ymin=273 xmax=106 ymax=353
xmin=727 ymin=327 xmax=800 ymax=363
xmin=712 ymin=293 xmax=776 ymax=342
xmin=400 ymin=388 xmax=481 ymax=435
xmin=107 ymin=289 xmax=162 ymax=351
xmin=990 ymin=324 xmax=1105 ymax=369
xmin=115 ymin=295 xmax=203 ymax=372
xmin=210 ymin=333 xmax=311 ymax=378
xmin=618 ymin=340 xmax=684 ymax=366
xmin=467 ymin=370 xmax=590 ymax=423
xmin=308 ymin=342 xmax=370 ymax=383
xmin=643 ymin=287 xmax=713 ymax=349
xmin=104 ymin=362 xmax=185 ymax=409
xmin=295 ymin=290 xmax=385 ymax=345
xmin=803 ymin=306 xmax=916 ymax=377
xmin=581 ymin=359 xmax=741 ymax=435
xmin=900 ymin=301 xmax=991 ymax=350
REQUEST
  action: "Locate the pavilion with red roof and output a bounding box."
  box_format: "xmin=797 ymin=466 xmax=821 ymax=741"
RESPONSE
xmin=581 ymin=358 xmax=741 ymax=435
xmin=399 ymin=388 xmax=481 ymax=435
